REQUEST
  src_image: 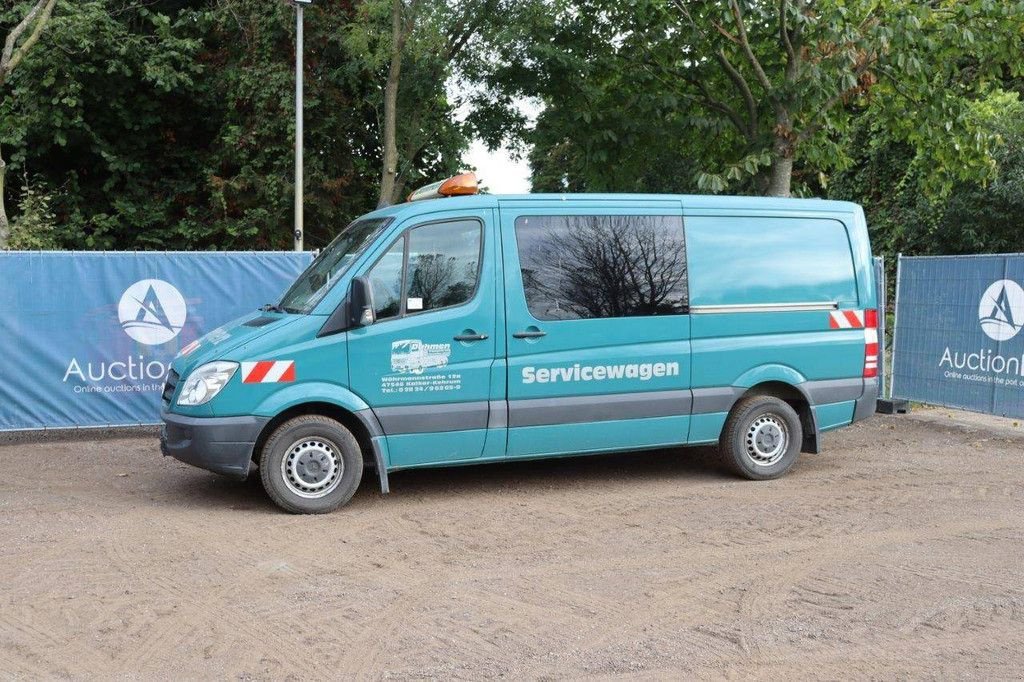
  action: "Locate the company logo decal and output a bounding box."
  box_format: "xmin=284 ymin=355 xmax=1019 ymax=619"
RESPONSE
xmin=381 ymin=339 xmax=460 ymax=394
xmin=241 ymin=361 xmax=296 ymax=384
xmin=390 ymin=339 xmax=450 ymax=375
xmin=978 ymin=279 xmax=1024 ymax=342
xmin=118 ymin=279 xmax=186 ymax=345
xmin=828 ymin=310 xmax=865 ymax=329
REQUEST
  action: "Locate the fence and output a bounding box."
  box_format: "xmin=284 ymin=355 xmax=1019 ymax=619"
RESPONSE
xmin=891 ymin=253 xmax=1024 ymax=419
xmin=0 ymin=251 xmax=312 ymax=431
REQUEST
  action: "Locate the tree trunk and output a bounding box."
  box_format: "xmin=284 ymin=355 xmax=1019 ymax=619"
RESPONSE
xmin=0 ymin=143 xmax=9 ymax=248
xmin=766 ymin=128 xmax=794 ymax=197
xmin=376 ymin=0 xmax=405 ymax=209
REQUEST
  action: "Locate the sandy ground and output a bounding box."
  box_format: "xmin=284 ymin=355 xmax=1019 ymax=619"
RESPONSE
xmin=1 ymin=408 xmax=1023 ymax=680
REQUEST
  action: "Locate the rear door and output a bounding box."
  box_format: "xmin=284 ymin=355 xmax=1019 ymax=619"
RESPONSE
xmin=499 ymin=201 xmax=693 ymax=458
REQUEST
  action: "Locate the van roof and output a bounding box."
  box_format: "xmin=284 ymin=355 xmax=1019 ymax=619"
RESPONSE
xmin=362 ymin=193 xmax=861 ymax=221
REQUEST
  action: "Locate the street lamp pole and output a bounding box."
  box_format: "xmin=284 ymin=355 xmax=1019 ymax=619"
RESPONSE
xmin=293 ymin=0 xmax=311 ymax=252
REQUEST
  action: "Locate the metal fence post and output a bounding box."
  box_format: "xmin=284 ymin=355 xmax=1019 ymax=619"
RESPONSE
xmin=876 ymin=255 xmax=887 ymax=399
xmin=876 ymin=252 xmax=909 ymax=414
xmin=889 ymin=253 xmax=903 ymax=400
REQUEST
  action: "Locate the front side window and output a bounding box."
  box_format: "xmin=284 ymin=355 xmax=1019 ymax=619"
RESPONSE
xmin=406 ymin=220 xmax=481 ymax=313
xmin=363 ymin=218 xmax=482 ymax=320
xmin=279 ymin=218 xmax=390 ymax=313
xmin=514 ymin=215 xmax=688 ymax=320
xmin=366 ymin=237 xmax=405 ymax=320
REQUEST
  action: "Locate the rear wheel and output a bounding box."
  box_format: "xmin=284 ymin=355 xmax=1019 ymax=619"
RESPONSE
xmin=259 ymin=415 xmax=363 ymax=514
xmin=718 ymin=395 xmax=802 ymax=480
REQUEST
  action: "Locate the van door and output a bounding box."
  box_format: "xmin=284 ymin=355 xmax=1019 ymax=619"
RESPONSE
xmin=500 ymin=203 xmax=693 ymax=458
xmin=347 ymin=210 xmax=498 ymax=467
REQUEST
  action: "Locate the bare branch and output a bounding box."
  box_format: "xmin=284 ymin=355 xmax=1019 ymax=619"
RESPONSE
xmin=669 ymin=0 xmax=759 ymax=140
xmin=727 ymin=0 xmax=773 ymax=95
xmin=714 ymin=49 xmax=759 ymax=140
xmin=779 ymin=0 xmax=796 ymax=66
xmin=685 ymin=70 xmax=751 ymax=141
xmin=709 ymin=20 xmax=741 ymax=46
xmin=1 ymin=0 xmax=57 ymax=83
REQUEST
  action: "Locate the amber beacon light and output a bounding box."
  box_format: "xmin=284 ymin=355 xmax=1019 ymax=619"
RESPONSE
xmin=406 ymin=172 xmax=480 ymax=202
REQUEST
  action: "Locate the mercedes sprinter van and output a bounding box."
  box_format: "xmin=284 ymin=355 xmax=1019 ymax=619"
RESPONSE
xmin=161 ymin=173 xmax=878 ymax=513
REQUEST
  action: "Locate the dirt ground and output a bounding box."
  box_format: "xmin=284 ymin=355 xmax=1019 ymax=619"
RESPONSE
xmin=1 ymin=408 xmax=1023 ymax=680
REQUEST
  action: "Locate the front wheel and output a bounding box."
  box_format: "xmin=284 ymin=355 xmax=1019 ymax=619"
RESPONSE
xmin=259 ymin=415 xmax=364 ymax=513
xmin=718 ymin=395 xmax=802 ymax=480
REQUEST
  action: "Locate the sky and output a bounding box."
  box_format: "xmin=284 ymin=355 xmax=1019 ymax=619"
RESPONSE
xmin=464 ymin=139 xmax=532 ymax=194
xmin=452 ymin=82 xmax=539 ymax=194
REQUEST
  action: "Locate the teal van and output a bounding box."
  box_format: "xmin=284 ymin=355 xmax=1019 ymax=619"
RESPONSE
xmin=160 ymin=174 xmax=878 ymax=514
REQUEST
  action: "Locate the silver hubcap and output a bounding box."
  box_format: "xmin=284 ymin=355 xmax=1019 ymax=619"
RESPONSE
xmin=745 ymin=414 xmax=789 ymax=467
xmin=281 ymin=438 xmax=343 ymax=499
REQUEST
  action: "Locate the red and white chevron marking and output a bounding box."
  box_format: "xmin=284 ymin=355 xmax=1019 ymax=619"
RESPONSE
xmin=241 ymin=360 xmax=295 ymax=384
xmin=864 ymin=327 xmax=879 ymax=374
xmin=828 ymin=309 xmax=865 ymax=329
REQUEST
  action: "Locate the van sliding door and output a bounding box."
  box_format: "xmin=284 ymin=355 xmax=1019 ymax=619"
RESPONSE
xmin=499 ymin=202 xmax=693 ymax=459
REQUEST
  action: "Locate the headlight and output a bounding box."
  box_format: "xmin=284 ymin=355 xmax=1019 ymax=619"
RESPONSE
xmin=176 ymin=361 xmax=238 ymax=406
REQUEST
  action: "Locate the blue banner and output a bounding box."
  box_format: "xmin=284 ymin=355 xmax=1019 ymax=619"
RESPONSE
xmin=0 ymin=251 xmax=312 ymax=430
xmin=892 ymin=254 xmax=1024 ymax=418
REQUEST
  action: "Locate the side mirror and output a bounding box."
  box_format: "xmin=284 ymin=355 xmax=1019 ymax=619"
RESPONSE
xmin=349 ymin=276 xmax=375 ymax=327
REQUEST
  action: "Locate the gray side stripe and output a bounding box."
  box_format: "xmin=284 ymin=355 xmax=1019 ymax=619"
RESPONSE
xmin=374 ymin=401 xmax=489 ymax=435
xmin=508 ymin=390 xmax=691 ymax=428
xmin=691 ymin=387 xmax=745 ymax=414
xmin=372 ymin=378 xmax=864 ymax=435
xmin=803 ymin=378 xmax=864 ymax=405
xmin=487 ymin=400 xmax=507 ymax=429
xmin=692 ymin=378 xmax=864 ymax=415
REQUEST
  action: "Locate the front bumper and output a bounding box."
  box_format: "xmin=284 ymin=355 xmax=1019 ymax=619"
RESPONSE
xmin=160 ymin=409 xmax=269 ymax=480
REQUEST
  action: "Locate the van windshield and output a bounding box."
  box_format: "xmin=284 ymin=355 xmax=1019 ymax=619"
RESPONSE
xmin=278 ymin=218 xmax=391 ymax=313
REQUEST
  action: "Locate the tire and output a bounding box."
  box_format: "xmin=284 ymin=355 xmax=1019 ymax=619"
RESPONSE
xmin=258 ymin=415 xmax=364 ymax=514
xmin=718 ymin=395 xmax=803 ymax=480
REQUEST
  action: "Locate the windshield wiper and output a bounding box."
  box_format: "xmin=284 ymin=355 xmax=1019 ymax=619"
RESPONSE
xmin=260 ymin=303 xmax=284 ymax=313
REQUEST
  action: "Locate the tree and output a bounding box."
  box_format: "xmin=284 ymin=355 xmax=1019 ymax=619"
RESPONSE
xmin=488 ymin=0 xmax=1024 ymax=198
xmin=0 ymin=0 xmax=477 ymax=250
xmin=0 ymin=0 xmax=57 ymax=247
xmin=377 ymin=0 xmax=418 ymax=208
xmin=658 ymin=0 xmax=1024 ymax=197
xmin=831 ymin=90 xmax=1024 ymax=263
xmin=348 ymin=0 xmax=513 ymax=208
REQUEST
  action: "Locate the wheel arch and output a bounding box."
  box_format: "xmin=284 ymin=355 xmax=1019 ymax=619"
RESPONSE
xmin=737 ymin=380 xmax=819 ymax=454
xmin=250 ymin=386 xmax=389 ymax=493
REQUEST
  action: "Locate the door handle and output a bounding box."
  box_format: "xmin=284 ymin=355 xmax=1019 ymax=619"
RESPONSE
xmin=512 ymin=329 xmax=546 ymax=339
xmin=454 ymin=332 xmax=489 ymax=342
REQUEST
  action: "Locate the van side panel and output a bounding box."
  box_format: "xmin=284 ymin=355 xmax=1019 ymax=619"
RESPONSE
xmin=684 ymin=212 xmax=869 ymax=441
xmin=814 ymin=401 xmax=856 ymax=431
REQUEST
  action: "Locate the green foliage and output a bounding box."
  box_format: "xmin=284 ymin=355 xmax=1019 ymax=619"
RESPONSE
xmin=7 ymin=177 xmax=59 ymax=249
xmin=0 ymin=0 xmax=477 ymax=250
xmin=830 ymin=90 xmax=1024 ymax=264
xmin=488 ymin=0 xmax=1024 ymax=197
xmin=2 ymin=0 xmax=1022 ymax=258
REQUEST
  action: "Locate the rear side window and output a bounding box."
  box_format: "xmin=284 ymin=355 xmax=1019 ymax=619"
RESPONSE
xmin=685 ymin=216 xmax=857 ymax=306
xmin=514 ymin=215 xmax=688 ymax=321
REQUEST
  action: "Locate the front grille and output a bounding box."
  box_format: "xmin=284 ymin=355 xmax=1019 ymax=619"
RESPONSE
xmin=162 ymin=369 xmax=180 ymax=405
